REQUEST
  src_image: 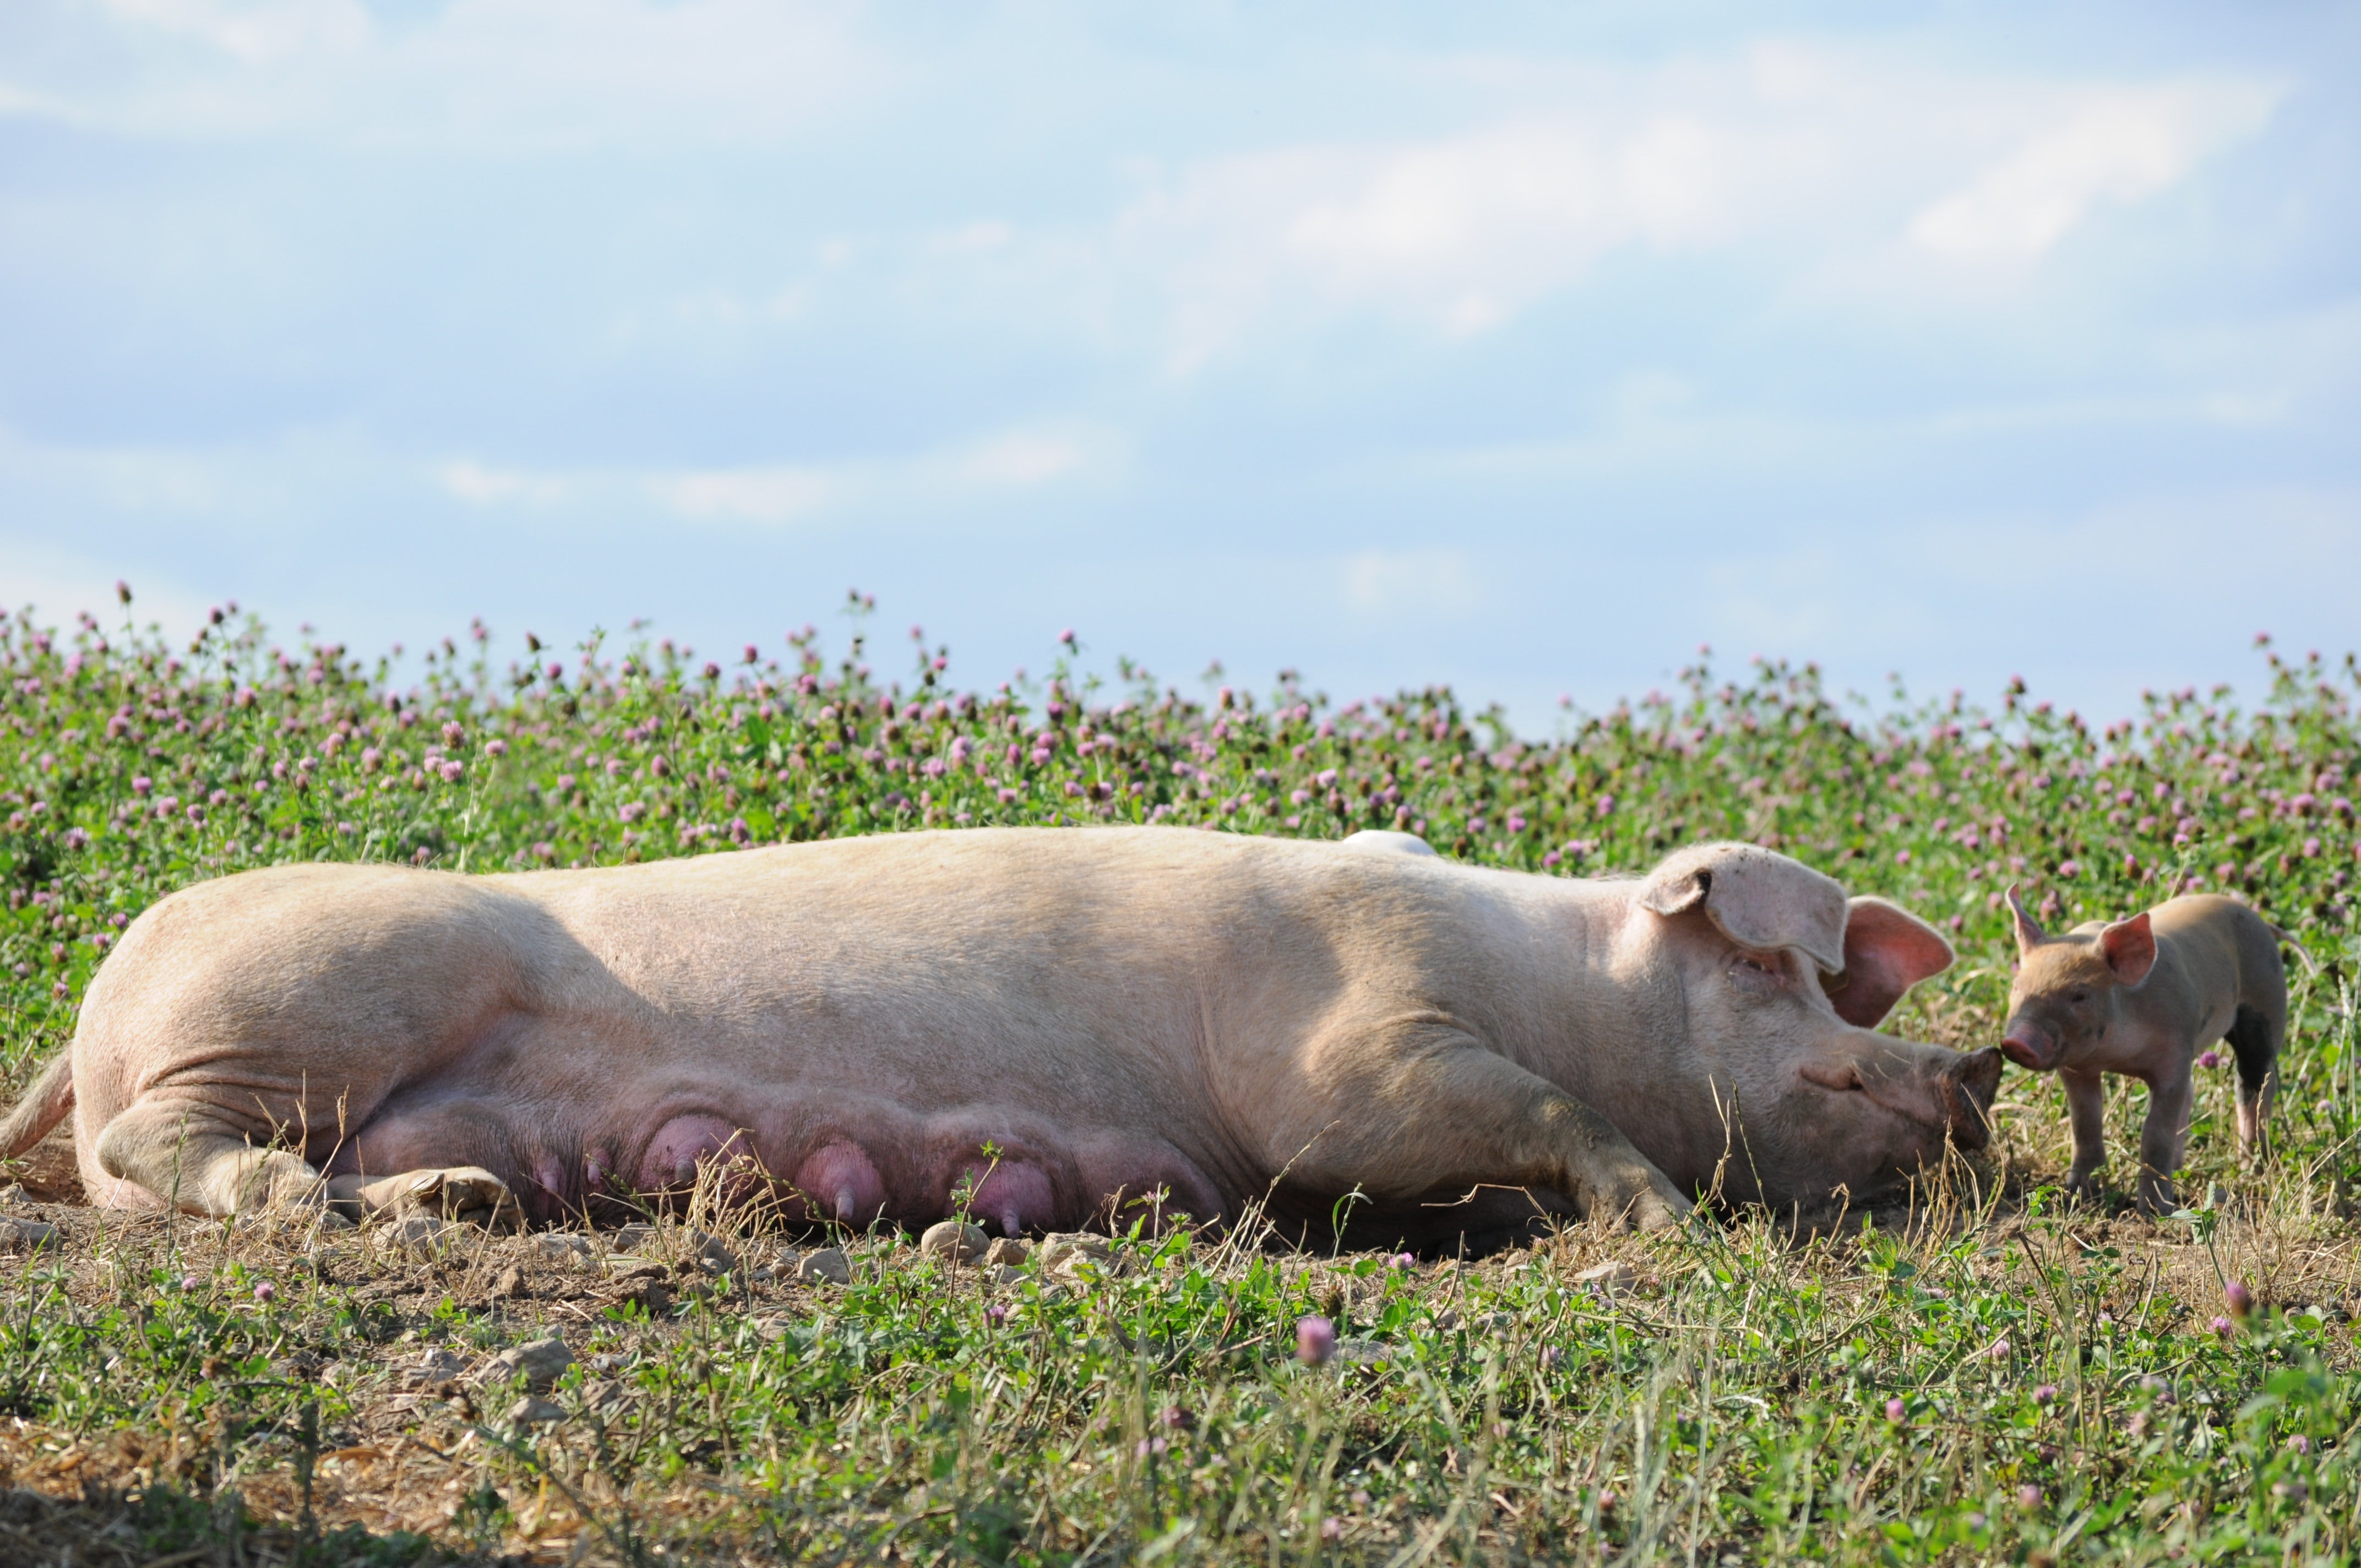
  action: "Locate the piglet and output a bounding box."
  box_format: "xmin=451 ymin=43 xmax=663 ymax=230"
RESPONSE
xmin=2000 ymin=887 xmax=2292 ymax=1211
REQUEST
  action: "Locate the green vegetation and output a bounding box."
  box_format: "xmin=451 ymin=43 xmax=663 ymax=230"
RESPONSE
xmin=0 ymin=587 xmax=2356 ymax=1564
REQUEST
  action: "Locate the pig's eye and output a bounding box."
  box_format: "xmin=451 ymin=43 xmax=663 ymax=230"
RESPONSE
xmin=2068 ymin=988 xmax=2090 ymax=1006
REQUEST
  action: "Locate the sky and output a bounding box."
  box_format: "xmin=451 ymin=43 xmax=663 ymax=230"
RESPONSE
xmin=2 ymin=1 xmax=2356 ymax=729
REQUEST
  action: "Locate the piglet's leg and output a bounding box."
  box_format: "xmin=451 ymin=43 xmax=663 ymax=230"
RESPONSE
xmin=2134 ymin=1072 xmax=2193 ymax=1215
xmin=1280 ymin=1039 xmax=1692 ymax=1233
xmin=2224 ymin=1004 xmax=2279 ymax=1168
xmin=2060 ymin=1069 xmax=2107 ymax=1199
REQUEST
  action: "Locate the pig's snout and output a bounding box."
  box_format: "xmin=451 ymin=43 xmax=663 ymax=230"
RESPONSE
xmin=1999 ymin=1018 xmax=2057 ymax=1071
xmin=1942 ymin=1047 xmax=2003 ymax=1151
xmin=1799 ymin=1042 xmax=2000 ymax=1151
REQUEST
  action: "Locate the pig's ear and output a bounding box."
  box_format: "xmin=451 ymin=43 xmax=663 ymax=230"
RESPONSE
xmin=1823 ymin=896 xmax=1956 ymax=1028
xmin=2098 ymin=912 xmax=2157 ymax=987
xmin=2006 ymin=884 xmax=2046 ymax=952
xmin=1636 ymin=841 xmax=1849 ymax=974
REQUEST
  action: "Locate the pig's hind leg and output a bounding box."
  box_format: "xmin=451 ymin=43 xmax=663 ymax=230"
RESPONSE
xmin=2224 ymin=1003 xmax=2281 ymax=1166
xmin=93 ymin=1094 xmax=525 ymax=1228
xmin=93 ymin=1097 xmax=333 ymax=1216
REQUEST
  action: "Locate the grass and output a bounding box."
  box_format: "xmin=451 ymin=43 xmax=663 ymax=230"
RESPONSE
xmin=0 ymin=586 xmax=2357 ymax=1564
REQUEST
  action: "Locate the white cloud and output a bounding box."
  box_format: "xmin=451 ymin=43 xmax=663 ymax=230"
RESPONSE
xmin=651 ymin=465 xmax=836 ymax=525
xmin=939 ymin=221 xmax=1015 ymax=254
xmin=1909 ymin=82 xmax=2281 ymax=264
xmin=5 ymin=11 xmax=2290 ymax=369
xmin=439 ymin=460 xmax=571 ymax=507
xmin=98 ymin=0 xmax=369 ymax=66
xmin=13 ymin=0 xmax=891 ymax=147
xmin=950 ymin=430 xmax=1090 ymax=487
xmin=1342 ymin=549 xmax=1482 ymax=619
xmin=1093 ymin=51 xmax=2281 ymax=364
xmin=1277 ymin=112 xmax=1738 ymax=316
xmin=434 ymin=423 xmax=1118 ymax=528
xmin=1117 ymin=115 xmax=1762 ymax=364
xmin=0 ymin=421 xmax=235 ymax=514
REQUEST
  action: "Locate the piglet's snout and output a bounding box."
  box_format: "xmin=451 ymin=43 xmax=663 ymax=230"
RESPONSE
xmin=1999 ymin=1019 xmax=2056 ymax=1071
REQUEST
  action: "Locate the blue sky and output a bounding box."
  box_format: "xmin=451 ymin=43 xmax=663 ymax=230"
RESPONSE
xmin=3 ymin=2 xmax=2355 ymax=728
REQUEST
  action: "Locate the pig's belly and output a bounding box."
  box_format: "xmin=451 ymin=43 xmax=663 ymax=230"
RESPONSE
xmin=330 ymin=1080 xmax=1230 ymax=1234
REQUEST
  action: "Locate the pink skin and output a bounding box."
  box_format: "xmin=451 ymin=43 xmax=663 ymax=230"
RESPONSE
xmin=34 ymin=831 xmax=1994 ymax=1246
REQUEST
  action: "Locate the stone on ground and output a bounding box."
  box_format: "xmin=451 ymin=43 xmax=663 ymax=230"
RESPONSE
xmin=798 ymin=1248 xmax=852 ymax=1286
xmin=920 ymin=1221 xmax=988 ymax=1264
xmin=475 ymin=1337 xmax=574 ymax=1395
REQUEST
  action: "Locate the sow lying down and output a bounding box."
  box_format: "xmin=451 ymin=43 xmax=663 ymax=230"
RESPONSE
xmin=0 ymin=828 xmax=1999 ymax=1248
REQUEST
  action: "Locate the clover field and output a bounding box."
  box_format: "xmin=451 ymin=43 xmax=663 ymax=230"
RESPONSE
xmin=0 ymin=591 xmax=2357 ymax=1565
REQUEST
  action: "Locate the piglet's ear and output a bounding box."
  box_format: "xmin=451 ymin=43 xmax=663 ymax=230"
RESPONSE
xmin=1823 ymin=896 xmax=1955 ymax=1029
xmin=2006 ymin=884 xmax=2046 ymax=954
xmin=1635 ymin=841 xmax=1848 ymax=974
xmin=2098 ymin=912 xmax=2157 ymax=987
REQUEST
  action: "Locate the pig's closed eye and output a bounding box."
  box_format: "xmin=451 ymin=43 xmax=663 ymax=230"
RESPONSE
xmin=1799 ymin=1059 xmax=1863 ymax=1093
xmin=2068 ymin=988 xmax=2090 ymax=1006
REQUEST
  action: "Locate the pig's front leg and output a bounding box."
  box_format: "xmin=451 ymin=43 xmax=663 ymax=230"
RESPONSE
xmin=2134 ymin=1070 xmax=2194 ymax=1214
xmin=1281 ymin=1038 xmax=1693 ymax=1232
xmin=2060 ymin=1068 xmax=2107 ymax=1200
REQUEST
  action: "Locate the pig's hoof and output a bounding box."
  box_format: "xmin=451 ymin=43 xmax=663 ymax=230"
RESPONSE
xmin=360 ymin=1167 xmax=525 ymax=1232
xmin=1628 ymin=1187 xmax=1694 ymax=1233
xmin=252 ymin=1179 xmax=330 ymax=1216
xmin=230 ymin=1158 xmax=333 ymax=1218
xmin=1595 ymin=1174 xmax=1693 ymax=1233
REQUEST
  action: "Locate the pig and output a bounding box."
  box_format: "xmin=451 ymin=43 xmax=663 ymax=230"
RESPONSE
xmin=0 ymin=829 xmax=1998 ymax=1250
xmin=2000 ymin=886 xmax=2289 ymax=1212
